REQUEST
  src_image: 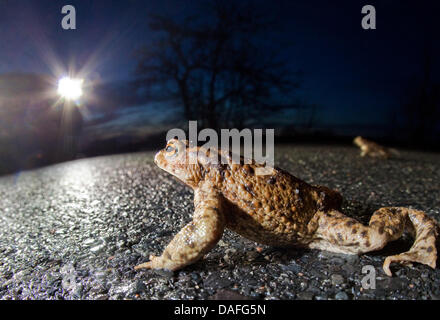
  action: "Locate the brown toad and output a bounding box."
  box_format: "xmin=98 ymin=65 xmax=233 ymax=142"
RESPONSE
xmin=353 ymin=136 xmax=397 ymax=159
xmin=135 ymin=139 xmax=438 ymax=276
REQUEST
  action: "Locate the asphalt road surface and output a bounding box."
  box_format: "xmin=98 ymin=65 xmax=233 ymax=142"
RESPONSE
xmin=0 ymin=145 xmax=439 ymax=300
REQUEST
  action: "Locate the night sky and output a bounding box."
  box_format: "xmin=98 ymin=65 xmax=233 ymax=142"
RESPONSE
xmin=1 ymin=0 xmax=439 ymax=135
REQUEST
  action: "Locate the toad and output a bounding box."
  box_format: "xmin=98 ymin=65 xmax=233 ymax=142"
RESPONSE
xmin=353 ymin=136 xmax=397 ymax=159
xmin=135 ymin=139 xmax=438 ymax=276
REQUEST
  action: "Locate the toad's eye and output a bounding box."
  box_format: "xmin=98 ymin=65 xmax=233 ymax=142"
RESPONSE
xmin=166 ymin=145 xmax=176 ymax=154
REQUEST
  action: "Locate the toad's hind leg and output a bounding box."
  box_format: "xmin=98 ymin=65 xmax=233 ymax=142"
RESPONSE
xmin=309 ymin=208 xmax=438 ymax=276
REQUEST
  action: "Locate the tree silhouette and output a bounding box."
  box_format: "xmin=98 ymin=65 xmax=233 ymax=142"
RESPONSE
xmin=135 ymin=1 xmax=301 ymax=130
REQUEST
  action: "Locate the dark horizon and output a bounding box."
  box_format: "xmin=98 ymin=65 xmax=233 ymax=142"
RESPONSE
xmin=0 ymin=0 xmax=439 ymax=175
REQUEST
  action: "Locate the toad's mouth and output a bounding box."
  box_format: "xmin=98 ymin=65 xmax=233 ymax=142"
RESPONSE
xmin=153 ymin=151 xmax=160 ymax=165
xmin=154 ymin=152 xmax=168 ymax=171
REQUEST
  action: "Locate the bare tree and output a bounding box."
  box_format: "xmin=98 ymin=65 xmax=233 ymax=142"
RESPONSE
xmin=135 ymin=1 xmax=301 ymax=130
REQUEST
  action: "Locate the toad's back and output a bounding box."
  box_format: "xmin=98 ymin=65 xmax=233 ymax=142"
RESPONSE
xmin=204 ymin=161 xmax=342 ymax=246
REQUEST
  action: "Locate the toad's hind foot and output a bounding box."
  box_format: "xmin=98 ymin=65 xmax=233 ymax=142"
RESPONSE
xmin=383 ymin=250 xmax=436 ymax=277
xmin=310 ymin=207 xmax=438 ymax=276
xmin=382 ymin=212 xmax=438 ymax=276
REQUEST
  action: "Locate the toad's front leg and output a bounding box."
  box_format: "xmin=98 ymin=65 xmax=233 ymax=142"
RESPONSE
xmin=135 ymin=188 xmax=225 ymax=271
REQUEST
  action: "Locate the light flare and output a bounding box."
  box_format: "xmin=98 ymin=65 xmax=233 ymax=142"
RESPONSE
xmin=57 ymin=77 xmax=84 ymax=100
